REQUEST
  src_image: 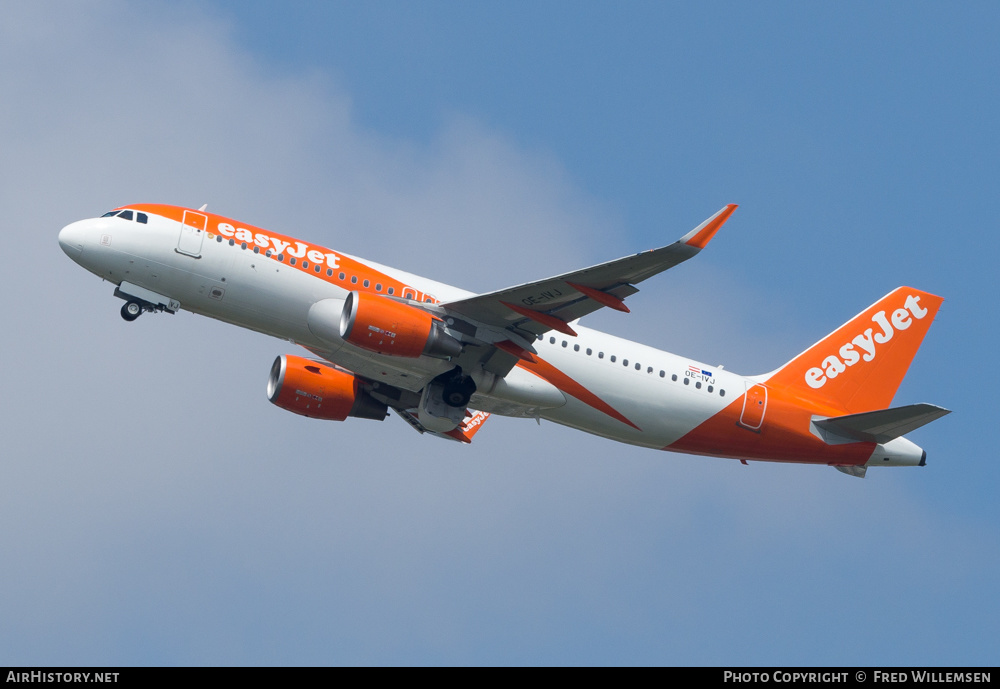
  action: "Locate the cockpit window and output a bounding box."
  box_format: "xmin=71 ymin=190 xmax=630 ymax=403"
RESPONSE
xmin=101 ymin=209 xmax=149 ymax=223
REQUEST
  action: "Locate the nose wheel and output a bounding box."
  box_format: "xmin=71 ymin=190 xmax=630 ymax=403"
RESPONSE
xmin=121 ymin=300 xmax=143 ymax=321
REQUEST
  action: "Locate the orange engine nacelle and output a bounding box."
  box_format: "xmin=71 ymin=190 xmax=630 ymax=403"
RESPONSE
xmin=339 ymin=291 xmax=462 ymax=359
xmin=266 ymin=355 xmax=388 ymax=421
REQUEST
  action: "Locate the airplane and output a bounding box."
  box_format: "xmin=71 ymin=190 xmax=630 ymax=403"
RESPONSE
xmin=57 ymin=203 xmax=949 ymax=477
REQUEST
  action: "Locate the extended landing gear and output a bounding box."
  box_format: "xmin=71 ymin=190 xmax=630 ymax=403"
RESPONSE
xmin=120 ymin=300 xmax=143 ymax=322
xmin=113 ymin=282 xmax=181 ymax=322
xmin=443 ymin=373 xmax=476 ymax=408
xmin=418 ymin=368 xmax=478 ymax=433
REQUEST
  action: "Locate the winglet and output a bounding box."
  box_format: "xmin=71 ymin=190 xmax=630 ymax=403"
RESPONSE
xmin=681 ymin=204 xmax=738 ymax=249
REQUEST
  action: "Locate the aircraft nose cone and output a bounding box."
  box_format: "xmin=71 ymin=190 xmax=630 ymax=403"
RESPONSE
xmin=58 ymin=222 xmax=86 ymax=259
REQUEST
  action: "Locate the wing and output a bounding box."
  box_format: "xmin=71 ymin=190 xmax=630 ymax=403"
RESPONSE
xmin=439 ymin=204 xmax=737 ymax=374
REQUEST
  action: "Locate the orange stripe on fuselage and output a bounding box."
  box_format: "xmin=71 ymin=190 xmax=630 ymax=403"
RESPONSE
xmin=667 ymin=386 xmax=873 ymax=466
xmin=124 ymin=203 xmax=442 ymax=306
xmin=516 ymin=356 xmax=640 ymax=431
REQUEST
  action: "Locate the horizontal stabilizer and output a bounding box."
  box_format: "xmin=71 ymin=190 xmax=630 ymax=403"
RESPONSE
xmin=814 ymin=403 xmax=951 ymax=444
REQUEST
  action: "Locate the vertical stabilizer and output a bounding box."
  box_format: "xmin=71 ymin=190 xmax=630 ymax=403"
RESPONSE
xmin=765 ymin=287 xmax=943 ymax=414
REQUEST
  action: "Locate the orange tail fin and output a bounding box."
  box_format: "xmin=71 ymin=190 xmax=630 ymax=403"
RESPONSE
xmin=764 ymin=287 xmax=943 ymax=414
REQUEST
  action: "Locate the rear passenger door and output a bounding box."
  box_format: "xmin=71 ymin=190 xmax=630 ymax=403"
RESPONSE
xmin=739 ymin=383 xmax=768 ymax=431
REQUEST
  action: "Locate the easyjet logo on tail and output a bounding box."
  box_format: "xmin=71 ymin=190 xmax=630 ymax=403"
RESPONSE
xmin=805 ymin=294 xmax=929 ymax=389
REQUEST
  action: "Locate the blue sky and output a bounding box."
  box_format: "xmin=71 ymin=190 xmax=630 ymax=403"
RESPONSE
xmin=1 ymin=1 xmax=997 ymax=665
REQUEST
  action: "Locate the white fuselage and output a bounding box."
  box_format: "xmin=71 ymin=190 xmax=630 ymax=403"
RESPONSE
xmin=58 ymin=206 xmax=928 ymax=470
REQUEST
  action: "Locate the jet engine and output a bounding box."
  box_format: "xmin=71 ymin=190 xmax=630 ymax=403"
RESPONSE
xmin=339 ymin=291 xmax=462 ymax=359
xmin=267 ymin=354 xmax=387 ymax=421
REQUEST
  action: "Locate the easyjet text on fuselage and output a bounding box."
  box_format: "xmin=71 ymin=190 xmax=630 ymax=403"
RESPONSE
xmin=216 ymin=222 xmax=341 ymax=270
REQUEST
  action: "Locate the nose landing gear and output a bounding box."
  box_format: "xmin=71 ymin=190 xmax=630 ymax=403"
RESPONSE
xmin=120 ymin=300 xmax=143 ymax=321
xmin=113 ymin=282 xmax=181 ymax=322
